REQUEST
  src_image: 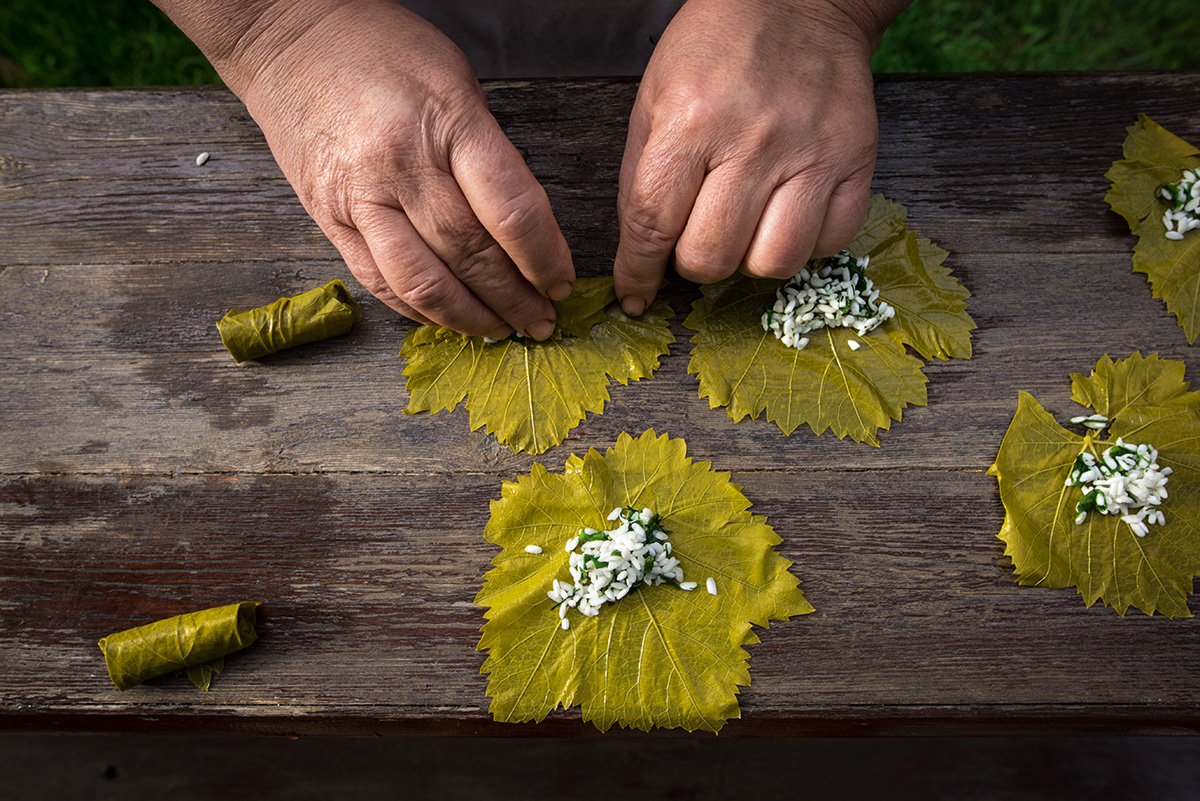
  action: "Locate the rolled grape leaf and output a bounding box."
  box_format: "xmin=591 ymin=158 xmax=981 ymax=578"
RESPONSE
xmin=476 ymin=430 xmax=813 ymax=732
xmin=98 ymin=602 xmax=260 ymax=690
xmin=1104 ymin=115 xmax=1200 ymax=343
xmin=988 ymin=354 xmax=1200 ymax=617
xmin=684 ymin=194 xmax=974 ymax=445
xmin=217 ymin=279 xmax=363 ymax=361
xmin=401 ymin=277 xmax=674 ymax=455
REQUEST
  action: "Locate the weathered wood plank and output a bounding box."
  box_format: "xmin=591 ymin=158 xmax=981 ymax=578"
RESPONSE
xmin=2 ymin=74 xmax=1199 ymax=474
xmin=0 ymin=248 xmax=1193 ymax=474
xmin=2 ymin=471 xmax=1198 ymax=735
xmin=2 ymin=75 xmax=1198 ymax=266
xmin=0 ymin=81 xmax=634 ymax=269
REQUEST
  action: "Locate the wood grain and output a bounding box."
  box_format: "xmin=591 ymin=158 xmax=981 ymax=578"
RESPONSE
xmin=2 ymin=72 xmax=1200 ymax=736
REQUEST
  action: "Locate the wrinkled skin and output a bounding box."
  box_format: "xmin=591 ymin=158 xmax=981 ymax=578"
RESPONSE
xmin=154 ymin=0 xmax=905 ymax=336
xmin=614 ymin=0 xmax=886 ymax=316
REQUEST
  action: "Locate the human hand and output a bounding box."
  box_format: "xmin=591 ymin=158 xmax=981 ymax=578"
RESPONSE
xmin=613 ymin=0 xmax=907 ymax=316
xmin=158 ymin=0 xmax=574 ymax=339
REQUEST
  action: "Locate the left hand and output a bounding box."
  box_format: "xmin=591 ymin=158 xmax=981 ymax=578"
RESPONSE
xmin=613 ymin=0 xmax=903 ymax=315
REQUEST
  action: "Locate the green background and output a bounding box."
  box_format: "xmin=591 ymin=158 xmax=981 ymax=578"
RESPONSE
xmin=1 ymin=0 xmax=1198 ymax=88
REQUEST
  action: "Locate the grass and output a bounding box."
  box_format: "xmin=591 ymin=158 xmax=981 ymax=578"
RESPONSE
xmin=0 ymin=1 xmax=219 ymax=88
xmin=873 ymin=0 xmax=1200 ymax=73
xmin=0 ymin=0 xmax=1197 ymax=88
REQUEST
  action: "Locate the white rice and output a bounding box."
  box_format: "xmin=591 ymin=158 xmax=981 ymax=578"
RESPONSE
xmin=483 ymin=331 xmax=527 ymax=344
xmin=706 ymin=577 xmax=718 ymax=596
xmin=547 ymin=506 xmax=694 ymax=625
xmin=761 ymin=250 xmax=895 ymax=350
xmin=1065 ymin=438 xmax=1172 ymax=537
xmin=524 ymin=545 xmax=543 ymax=554
xmin=1159 ymin=169 xmax=1200 ymax=240
xmin=195 ymin=152 xmax=210 ymax=166
xmin=1069 ymin=414 xmax=1110 ymax=431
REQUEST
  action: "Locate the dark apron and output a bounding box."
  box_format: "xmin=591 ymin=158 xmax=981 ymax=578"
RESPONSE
xmin=401 ymin=0 xmax=687 ymax=78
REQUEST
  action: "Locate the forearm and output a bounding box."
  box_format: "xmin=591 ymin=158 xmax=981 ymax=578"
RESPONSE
xmin=840 ymin=0 xmax=912 ymax=43
xmin=818 ymin=0 xmax=912 ymax=50
xmin=149 ymin=0 xmax=350 ymax=99
xmin=746 ymin=0 xmax=910 ymax=56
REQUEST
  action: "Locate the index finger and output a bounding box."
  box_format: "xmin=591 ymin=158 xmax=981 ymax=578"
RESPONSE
xmin=613 ymin=123 xmax=705 ymax=315
xmin=451 ymin=120 xmax=576 ymax=302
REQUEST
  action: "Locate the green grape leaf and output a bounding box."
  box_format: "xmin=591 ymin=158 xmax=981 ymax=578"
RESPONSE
xmin=1104 ymin=115 xmax=1200 ymax=343
xmin=547 ymin=277 xmax=615 ymax=338
xmin=849 ymin=193 xmax=910 ymax=254
xmin=400 ymin=277 xmax=674 ymax=455
xmin=988 ymin=353 xmax=1200 ymax=617
xmin=184 ymin=658 xmax=225 ymax=691
xmin=870 ymin=230 xmax=973 ymax=362
xmin=475 ymin=430 xmax=814 ymax=733
xmin=1069 ymin=352 xmax=1190 ymax=420
xmin=683 ymin=194 xmax=974 ymax=446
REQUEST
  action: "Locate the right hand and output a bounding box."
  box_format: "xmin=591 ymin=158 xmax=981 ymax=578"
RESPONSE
xmin=613 ymin=0 xmax=896 ymax=317
xmin=206 ymin=0 xmax=575 ymax=339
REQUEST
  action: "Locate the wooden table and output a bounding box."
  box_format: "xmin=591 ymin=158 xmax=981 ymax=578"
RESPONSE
xmin=2 ymin=72 xmax=1199 ymax=737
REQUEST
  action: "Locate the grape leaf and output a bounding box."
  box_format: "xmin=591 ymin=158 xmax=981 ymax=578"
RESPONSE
xmin=683 ymin=194 xmax=974 ymax=446
xmin=988 ymin=353 xmax=1200 ymax=617
xmin=1069 ymin=352 xmax=1189 ymax=419
xmin=1104 ymin=115 xmax=1200 ymax=343
xmin=475 ymin=430 xmax=814 ymax=733
xmin=184 ymin=658 xmax=224 ymax=691
xmin=400 ymin=277 xmax=674 ymax=455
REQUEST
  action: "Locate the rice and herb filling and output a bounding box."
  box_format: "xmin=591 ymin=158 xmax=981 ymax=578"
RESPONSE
xmin=1158 ymin=168 xmax=1200 ymax=241
xmin=547 ymin=506 xmax=698 ymax=629
xmin=1065 ymin=435 xmax=1173 ymax=537
xmin=761 ymin=250 xmax=896 ymax=350
xmin=483 ymin=332 xmax=526 ymax=344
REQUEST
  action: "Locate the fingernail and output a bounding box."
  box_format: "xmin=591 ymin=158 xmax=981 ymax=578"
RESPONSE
xmin=548 ymin=281 xmax=574 ymax=301
xmin=527 ymin=319 xmax=556 ymax=341
xmin=487 ymin=325 xmax=512 ymax=341
xmin=620 ymin=296 xmax=646 ymax=316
